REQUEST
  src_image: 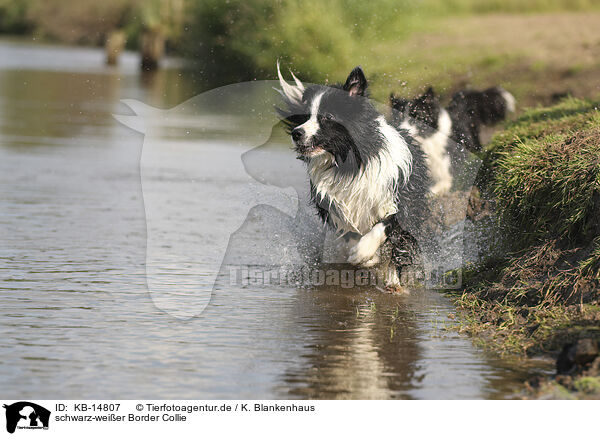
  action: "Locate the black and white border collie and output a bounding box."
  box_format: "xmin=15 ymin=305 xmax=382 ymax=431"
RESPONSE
xmin=390 ymin=86 xmax=515 ymax=195
xmin=390 ymin=87 xmax=453 ymax=195
xmin=276 ymin=64 xmax=430 ymax=292
xmin=447 ymin=86 xmax=516 ymax=152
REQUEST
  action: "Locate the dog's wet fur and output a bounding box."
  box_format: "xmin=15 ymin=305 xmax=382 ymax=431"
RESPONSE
xmin=277 ymin=65 xmax=430 ymax=291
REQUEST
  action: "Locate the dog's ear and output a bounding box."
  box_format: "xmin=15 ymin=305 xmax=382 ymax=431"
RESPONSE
xmin=390 ymin=93 xmax=408 ymax=113
xmin=423 ymin=86 xmax=435 ymax=100
xmin=343 ymin=66 xmax=368 ymax=97
xmin=276 ymin=60 xmax=304 ymax=105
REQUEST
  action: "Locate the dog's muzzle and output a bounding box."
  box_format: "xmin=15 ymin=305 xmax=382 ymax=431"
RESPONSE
xmin=291 ymin=127 xmax=323 ymax=157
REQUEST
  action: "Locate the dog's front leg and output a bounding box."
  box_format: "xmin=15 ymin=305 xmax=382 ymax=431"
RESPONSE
xmin=347 ymin=214 xmax=399 ymax=266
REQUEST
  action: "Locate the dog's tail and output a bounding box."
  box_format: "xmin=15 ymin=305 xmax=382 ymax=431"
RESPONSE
xmin=496 ymin=86 xmax=516 ymax=115
xmin=389 ymin=93 xmax=409 ymax=114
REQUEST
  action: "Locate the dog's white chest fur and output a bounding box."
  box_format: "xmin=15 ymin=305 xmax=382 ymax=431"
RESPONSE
xmin=308 ymin=117 xmax=411 ymax=235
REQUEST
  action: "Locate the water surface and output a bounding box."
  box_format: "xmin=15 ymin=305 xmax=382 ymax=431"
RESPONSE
xmin=0 ymin=40 xmax=551 ymax=399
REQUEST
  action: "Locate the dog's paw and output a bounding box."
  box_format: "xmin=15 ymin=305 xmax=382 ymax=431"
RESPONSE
xmin=347 ymin=235 xmax=378 ymax=265
xmin=359 ymin=253 xmax=380 ymax=268
xmin=347 ymin=223 xmax=386 ymax=265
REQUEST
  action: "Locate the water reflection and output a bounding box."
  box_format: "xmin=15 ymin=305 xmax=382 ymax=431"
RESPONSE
xmin=283 ymin=288 xmax=422 ymax=399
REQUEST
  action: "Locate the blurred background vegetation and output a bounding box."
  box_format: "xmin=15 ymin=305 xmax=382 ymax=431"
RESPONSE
xmin=1 ymin=0 xmax=600 ymax=96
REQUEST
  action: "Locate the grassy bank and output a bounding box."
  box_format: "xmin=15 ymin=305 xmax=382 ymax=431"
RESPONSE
xmin=455 ymin=97 xmax=600 ymax=398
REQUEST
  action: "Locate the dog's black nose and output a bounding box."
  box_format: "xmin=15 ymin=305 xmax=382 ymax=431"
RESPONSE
xmin=291 ymin=127 xmax=304 ymax=142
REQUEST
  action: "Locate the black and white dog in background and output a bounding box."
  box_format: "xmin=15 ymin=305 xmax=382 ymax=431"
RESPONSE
xmin=390 ymin=87 xmax=453 ymax=195
xmin=276 ymin=64 xmax=430 ymax=292
xmin=447 ymin=86 xmax=516 ymax=152
xmin=390 ymin=86 xmax=515 ymax=195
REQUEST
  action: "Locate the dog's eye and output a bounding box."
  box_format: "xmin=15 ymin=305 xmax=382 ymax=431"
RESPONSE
xmin=322 ymin=113 xmax=335 ymax=121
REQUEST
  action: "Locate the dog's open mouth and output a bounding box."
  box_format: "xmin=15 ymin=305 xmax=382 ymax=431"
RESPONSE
xmin=295 ymin=144 xmax=325 ymax=159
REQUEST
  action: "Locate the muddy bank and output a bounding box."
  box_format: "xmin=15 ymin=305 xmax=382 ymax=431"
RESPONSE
xmin=454 ymin=97 xmax=600 ymax=398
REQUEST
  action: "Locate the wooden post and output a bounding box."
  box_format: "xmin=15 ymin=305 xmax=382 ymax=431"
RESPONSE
xmin=105 ymin=30 xmax=126 ymax=66
xmin=140 ymin=28 xmax=165 ymax=71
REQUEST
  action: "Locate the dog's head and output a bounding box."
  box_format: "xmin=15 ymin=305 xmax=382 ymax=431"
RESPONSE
xmin=477 ymin=86 xmax=516 ymax=124
xmin=390 ymin=87 xmax=442 ymax=135
xmin=277 ymin=65 xmax=383 ymax=171
xmin=449 ymin=86 xmax=516 ymax=126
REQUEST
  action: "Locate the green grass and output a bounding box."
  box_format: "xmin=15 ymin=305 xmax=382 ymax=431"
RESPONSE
xmin=182 ymin=0 xmax=429 ymax=85
xmin=455 ymin=289 xmax=600 ymax=355
xmin=486 ymin=98 xmax=600 ymax=245
xmin=573 ymin=376 xmax=600 ymax=393
xmin=465 ymin=98 xmax=600 ymax=307
xmin=180 ymin=0 xmax=600 ymax=91
xmin=453 ymin=97 xmax=600 ymax=396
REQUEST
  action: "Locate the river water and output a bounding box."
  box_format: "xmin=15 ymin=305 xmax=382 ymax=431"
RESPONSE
xmin=0 ymin=39 xmax=550 ymax=399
